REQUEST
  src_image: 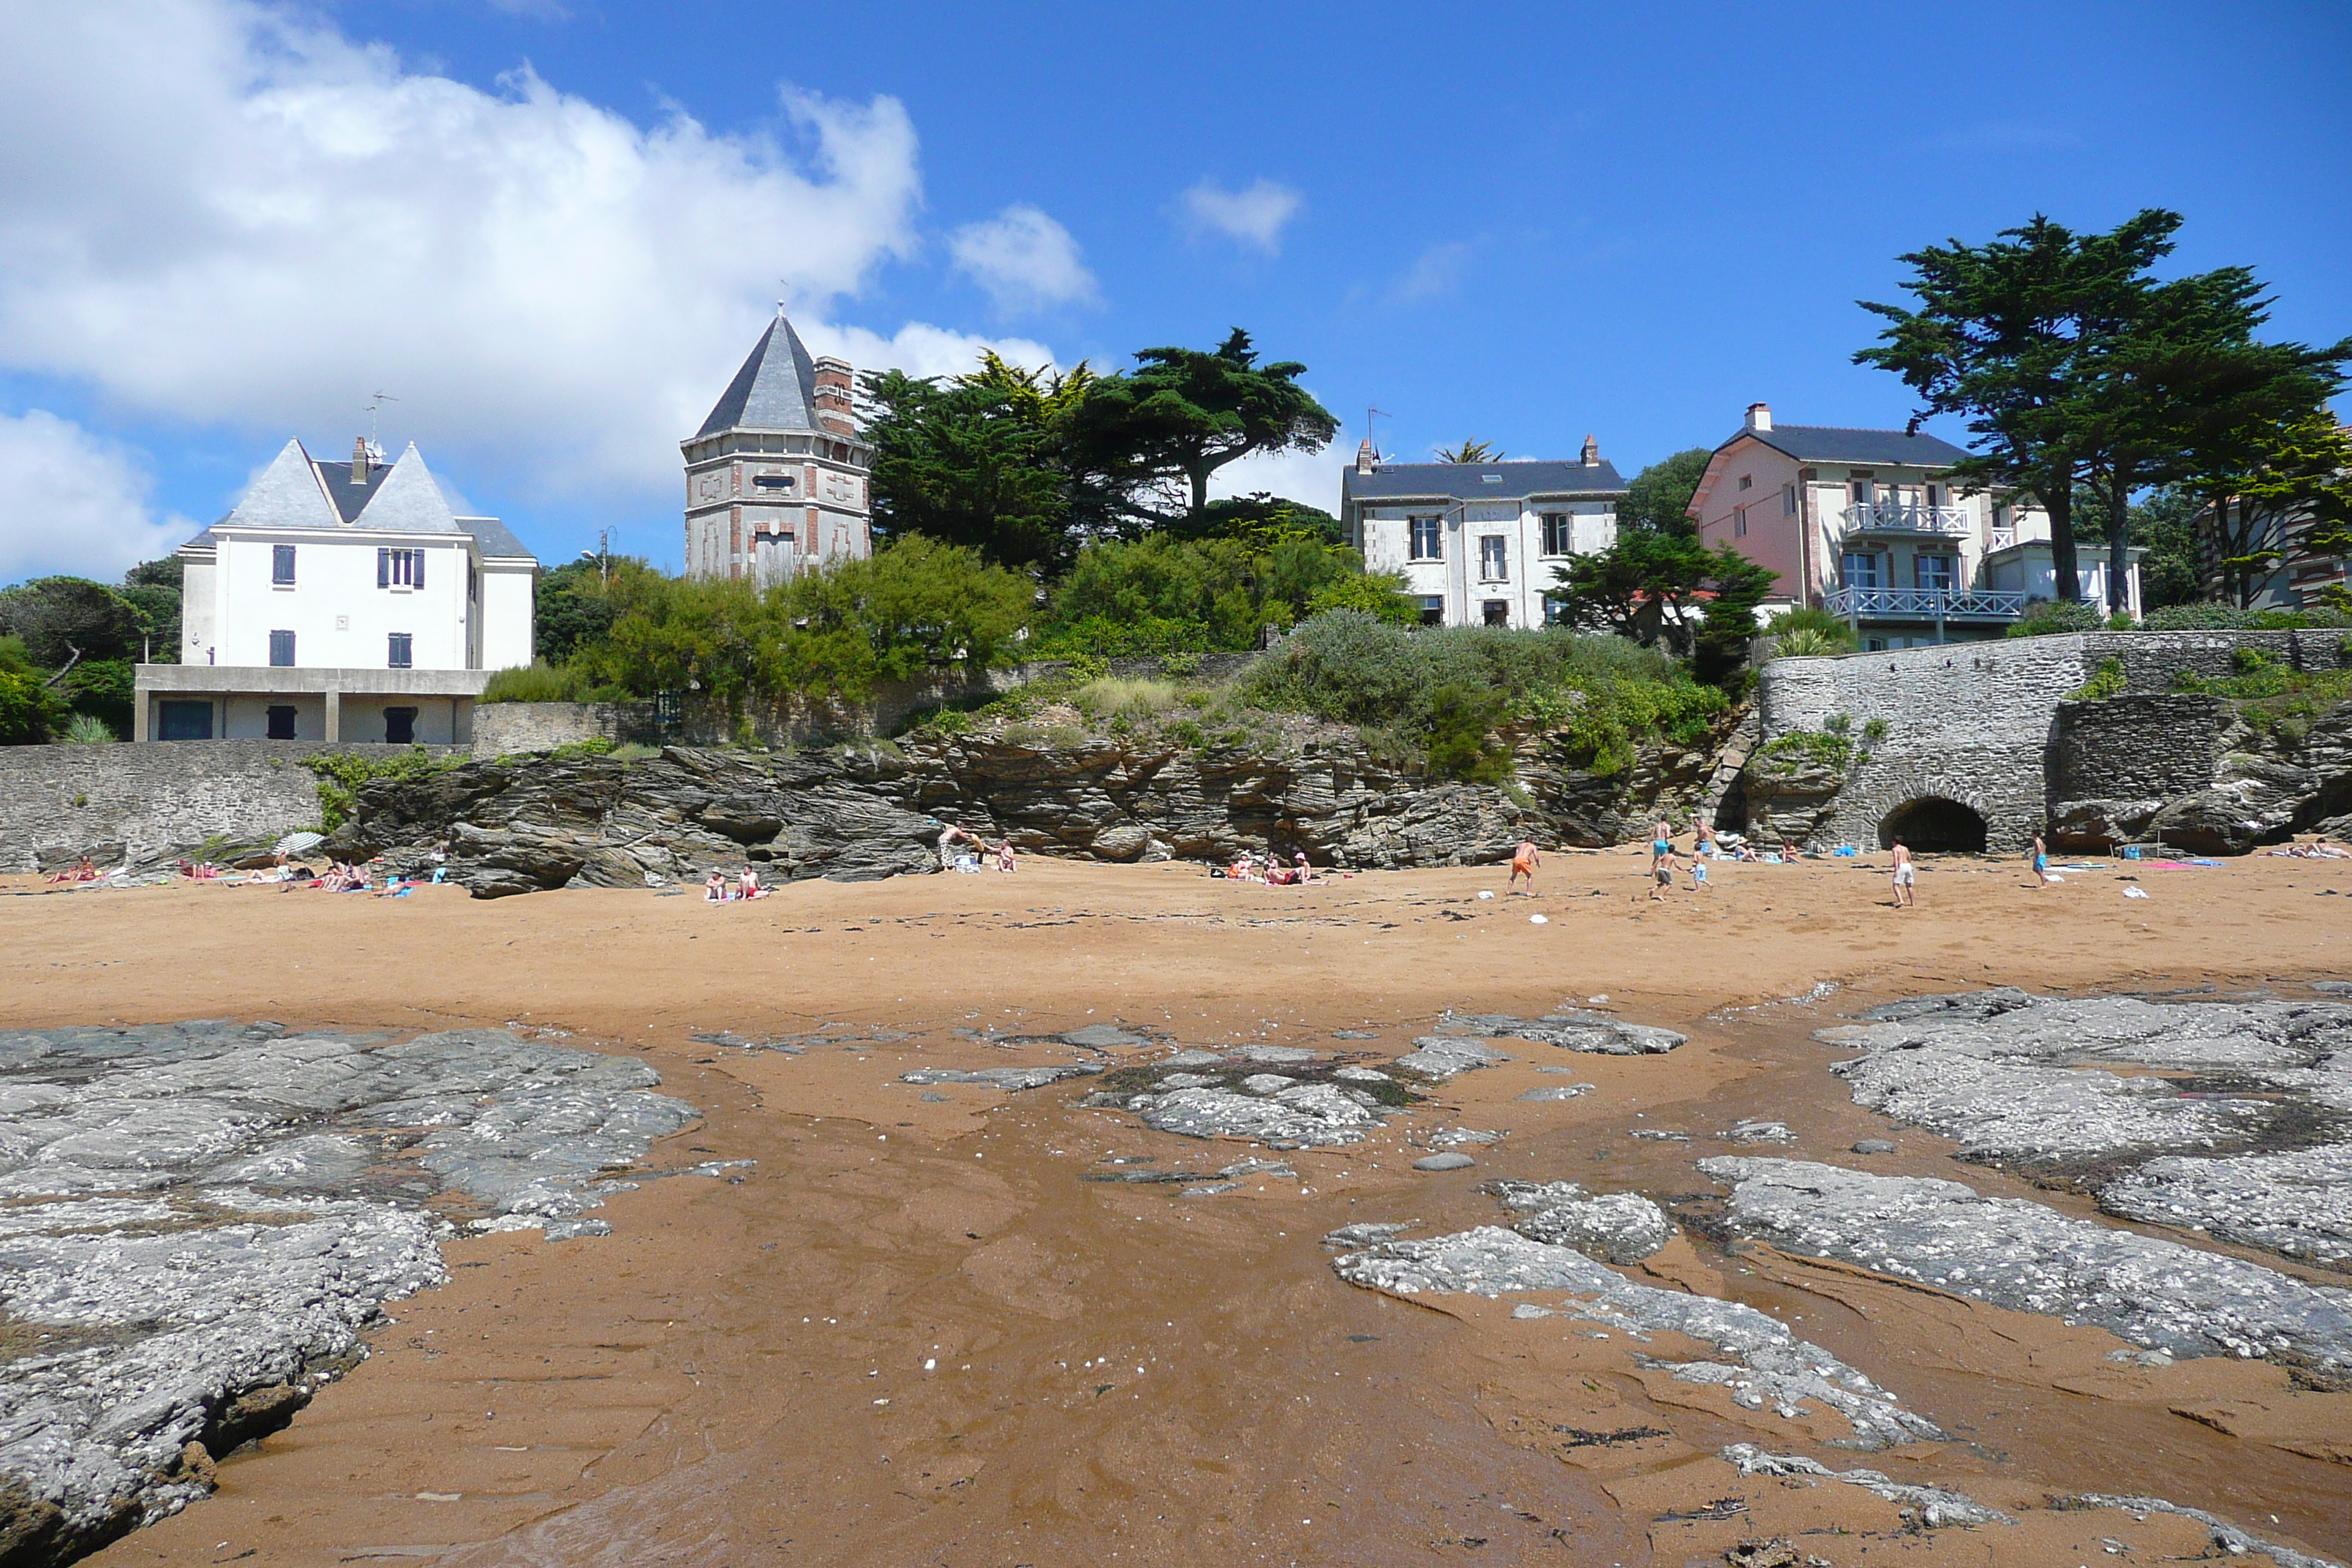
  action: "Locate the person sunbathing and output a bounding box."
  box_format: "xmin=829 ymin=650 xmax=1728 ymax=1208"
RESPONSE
xmin=704 ymin=870 xmax=728 ymax=902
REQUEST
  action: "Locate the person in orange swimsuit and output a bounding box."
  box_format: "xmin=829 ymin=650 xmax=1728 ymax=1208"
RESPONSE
xmin=1507 ymin=840 xmax=1540 ymax=894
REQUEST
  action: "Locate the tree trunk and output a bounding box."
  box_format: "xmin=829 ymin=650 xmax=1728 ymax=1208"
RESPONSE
xmin=1188 ymin=461 xmax=1211 ymax=520
xmin=2106 ymin=467 xmax=2134 ymax=620
xmin=2043 ymin=474 xmax=2083 ymax=601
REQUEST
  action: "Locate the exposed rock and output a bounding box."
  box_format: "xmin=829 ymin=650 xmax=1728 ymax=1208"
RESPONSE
xmin=1700 ymin=1158 xmax=2352 ymax=1386
xmin=1231 ymin=1045 xmax=1317 ymax=1065
xmin=1440 ymin=1008 xmax=1688 ymax=1056
xmin=2060 ymin=1493 xmax=2345 ymax=1568
xmin=1392 ymin=1037 xmax=1512 ymax=1078
xmin=2048 ymin=693 xmax=2352 ymax=855
xmin=0 ymin=1020 xmax=703 ymax=1559
xmin=1128 ymin=1082 xmax=1385 ymax=1149
xmin=1428 ymin=1128 xmax=1504 ymax=1149
xmin=1724 ymin=1120 xmax=1798 ymax=1144
xmin=1333 ymin=1066 xmax=1393 ymax=1084
xmin=1333 ymin=1226 xmax=1939 ymax=1449
xmin=1820 ymin=992 xmax=2352 ymax=1270
xmin=1061 ymin=1025 xmax=1144 ymax=1050
xmin=1411 ymin=1153 xmax=1476 ymax=1172
xmin=900 ymin=1066 xmax=1101 ymax=1091
xmin=1490 ymin=1180 xmax=1674 ymax=1262
xmin=1238 ymin=1074 xmax=1297 ymax=1095
xmin=1323 ymin=1221 xmax=1416 ymax=1248
xmin=1850 ymin=1139 xmax=1897 ymax=1155
xmin=1718 ymin=1444 xmax=2014 ymax=1527
xmin=1518 ymin=1084 xmax=1593 ymax=1101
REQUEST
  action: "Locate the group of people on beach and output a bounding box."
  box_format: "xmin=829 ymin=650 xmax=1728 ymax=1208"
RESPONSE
xmin=1224 ymin=851 xmax=1323 ymax=885
xmin=939 ymin=824 xmax=1017 ymax=874
xmin=703 ymin=866 xmax=768 ymax=902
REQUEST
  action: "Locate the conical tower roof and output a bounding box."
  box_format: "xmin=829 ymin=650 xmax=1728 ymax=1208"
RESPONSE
xmin=697 ymin=311 xmax=821 ymax=437
xmin=225 ymin=439 xmax=342 ymax=531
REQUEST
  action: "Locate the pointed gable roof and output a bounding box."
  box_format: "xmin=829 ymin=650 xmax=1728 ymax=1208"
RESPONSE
xmin=697 ymin=312 xmax=821 ymax=437
xmin=222 ymin=439 xmax=342 ymax=532
xmin=352 ymin=442 xmax=461 ymax=535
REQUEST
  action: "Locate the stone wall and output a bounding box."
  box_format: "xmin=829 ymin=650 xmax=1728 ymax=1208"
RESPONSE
xmin=472 ymin=702 xmax=655 ymax=758
xmin=1749 ymin=630 xmax=2348 ymax=853
xmin=0 ymin=742 xmax=460 ymax=872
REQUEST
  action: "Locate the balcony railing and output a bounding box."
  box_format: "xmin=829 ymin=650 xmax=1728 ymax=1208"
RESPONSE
xmin=1839 ymin=501 xmax=1973 ymax=537
xmin=1824 ymin=585 xmax=2027 ymax=620
xmin=1988 ymin=526 xmax=2018 ymax=551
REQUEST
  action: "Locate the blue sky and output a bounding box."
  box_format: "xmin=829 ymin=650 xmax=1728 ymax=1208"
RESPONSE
xmin=1 ymin=0 xmax=2346 ymax=581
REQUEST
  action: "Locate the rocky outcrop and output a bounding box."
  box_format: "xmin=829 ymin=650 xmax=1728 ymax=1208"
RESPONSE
xmin=2048 ymin=693 xmax=2352 ymax=853
xmin=333 ymin=716 xmax=1741 ymax=897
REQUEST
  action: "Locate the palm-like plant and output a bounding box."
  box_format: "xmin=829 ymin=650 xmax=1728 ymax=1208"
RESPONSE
xmin=1433 ymin=438 xmax=1502 ymax=464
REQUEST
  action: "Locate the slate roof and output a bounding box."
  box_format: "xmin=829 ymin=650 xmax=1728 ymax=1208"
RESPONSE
xmin=1343 ymin=458 xmax=1629 ymax=504
xmin=1722 ymin=423 xmax=1972 ymax=467
xmin=183 ymin=440 xmax=536 ymax=562
xmin=697 ymin=312 xmax=822 ymax=437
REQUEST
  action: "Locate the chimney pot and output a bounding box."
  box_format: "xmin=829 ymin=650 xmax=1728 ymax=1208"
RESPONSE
xmin=352 ymin=437 xmax=371 ymax=482
xmin=1580 ymin=433 xmax=1599 ymax=467
xmin=1745 ymin=402 xmax=1772 ymax=434
xmin=1355 ymin=437 xmax=1378 ymax=475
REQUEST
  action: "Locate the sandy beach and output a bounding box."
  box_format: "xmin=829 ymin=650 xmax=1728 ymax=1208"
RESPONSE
xmin=2 ymin=845 xmax=2346 ymax=1567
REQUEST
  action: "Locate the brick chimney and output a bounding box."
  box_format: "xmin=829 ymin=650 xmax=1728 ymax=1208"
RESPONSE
xmin=1580 ymin=433 xmax=1599 ymax=467
xmin=1745 ymin=402 xmax=1772 ymax=434
xmin=813 ymin=355 xmax=856 ymax=438
xmin=351 ymin=436 xmax=372 ymax=482
xmin=1354 ymin=437 xmax=1378 ymax=475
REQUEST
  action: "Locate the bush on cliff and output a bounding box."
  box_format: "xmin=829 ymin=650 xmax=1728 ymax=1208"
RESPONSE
xmin=1034 ymin=533 xmax=1386 ymax=655
xmin=2006 ymin=599 xmax=2106 ymax=637
xmin=1239 ymin=610 xmax=1726 ymax=780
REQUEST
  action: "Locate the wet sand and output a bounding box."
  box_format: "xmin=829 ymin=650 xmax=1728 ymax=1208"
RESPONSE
xmin=1 ymin=847 xmax=2346 ymax=1566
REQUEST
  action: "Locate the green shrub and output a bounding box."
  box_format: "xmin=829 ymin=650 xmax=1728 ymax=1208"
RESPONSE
xmin=1158 ymin=650 xmax=1203 ymax=678
xmin=1304 ymin=570 xmax=1419 ymax=625
xmin=1823 ymin=712 xmax=1852 ymax=735
xmin=1071 ymin=677 xmax=1178 ymax=719
xmin=1862 ymin=716 xmax=1891 ymax=741
xmin=1764 ymin=607 xmax=1859 ymax=655
xmin=61 ymin=713 xmax=116 ymax=744
xmin=483 ymin=663 xmax=585 ymax=702
xmin=0 ymin=668 xmax=67 ymax=745
xmin=2140 ymin=603 xmax=2352 ymax=633
xmin=302 ymin=746 xmax=458 ymax=831
xmin=1756 ymin=728 xmax=1855 ymax=775
xmin=2233 ymin=647 xmax=2277 ymax=675
xmin=2005 ymin=599 xmax=2104 ymax=637
xmin=2106 ymin=611 xmax=2137 ymax=630
xmin=2070 ymin=657 xmax=2129 ymax=701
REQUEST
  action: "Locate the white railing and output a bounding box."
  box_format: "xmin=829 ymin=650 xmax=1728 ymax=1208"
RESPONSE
xmin=1824 ymin=585 xmax=2027 ymax=619
xmin=1839 ymin=501 xmax=1973 ymax=536
xmin=1989 ymin=527 xmax=2017 ymax=551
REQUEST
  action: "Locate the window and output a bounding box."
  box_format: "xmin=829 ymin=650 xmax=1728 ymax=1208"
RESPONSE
xmin=158 ymin=701 xmax=212 ymax=741
xmin=1915 ymin=554 xmax=1956 ymax=592
xmin=265 ymin=705 xmax=296 ymax=740
xmin=271 ymin=544 xmax=295 ymax=585
xmin=753 ymin=474 xmax=796 ymax=491
xmin=1733 ymin=505 xmax=1748 ymax=538
xmin=378 ymin=547 xmax=423 ymax=589
xmin=1840 ymin=552 xmax=1882 ymax=589
xmin=1482 ymin=599 xmax=1510 ymax=626
xmin=1479 ymin=535 xmax=1508 ymax=581
xmin=1783 ymin=483 xmax=1798 ymax=516
xmin=1542 ymin=513 xmax=1572 ymax=556
xmin=268 ymin=629 xmax=295 ymax=666
xmin=1737 ymin=473 xmax=1752 ymax=491
xmin=383 ymin=706 xmax=418 ymax=745
xmin=1925 ymin=483 xmax=1944 ymax=508
xmin=1479 ymin=472 xmax=1502 ymax=484
xmin=1542 ymin=593 xmax=1568 ymax=625
xmin=388 ymin=633 xmax=413 ymax=668
xmin=1409 ymin=516 xmax=1442 ymax=561
xmin=1417 ymin=595 xmax=1444 ymax=627
xmin=1851 ymin=480 xmax=1875 ymax=505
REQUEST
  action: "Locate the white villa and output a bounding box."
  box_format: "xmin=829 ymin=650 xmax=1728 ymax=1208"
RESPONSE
xmin=1689 ymin=402 xmax=2142 ymax=648
xmin=134 ymin=439 xmax=538 ymax=744
xmin=1340 ymin=436 xmax=1626 ymax=627
xmin=683 ymin=310 xmax=873 ymax=584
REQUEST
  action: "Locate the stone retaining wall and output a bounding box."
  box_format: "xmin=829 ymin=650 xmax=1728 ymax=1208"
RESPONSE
xmin=0 ymin=742 xmax=460 ymax=872
xmin=1752 ymin=630 xmax=2347 ymax=852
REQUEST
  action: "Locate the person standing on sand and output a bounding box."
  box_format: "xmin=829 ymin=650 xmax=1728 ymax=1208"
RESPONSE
xmin=1508 ymin=840 xmax=1540 ymax=893
xmin=2030 ymin=833 xmax=2049 ymax=889
xmin=1890 ymin=837 xmax=1915 ymax=909
xmin=1695 ymin=819 xmax=1718 ymax=859
xmin=1650 ymin=826 xmax=1676 ymax=902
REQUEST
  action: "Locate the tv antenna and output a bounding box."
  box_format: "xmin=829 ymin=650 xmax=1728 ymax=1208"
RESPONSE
xmin=1365 ymin=405 xmax=1389 ymax=461
xmin=364 ymin=390 xmax=399 ymax=456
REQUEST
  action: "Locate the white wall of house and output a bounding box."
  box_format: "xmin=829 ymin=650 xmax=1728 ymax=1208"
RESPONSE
xmin=1354 ymin=499 xmax=1617 ymax=627
xmin=184 ymin=530 xmax=530 ymax=674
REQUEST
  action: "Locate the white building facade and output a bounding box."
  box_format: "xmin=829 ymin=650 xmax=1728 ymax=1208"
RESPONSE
xmin=1689 ymin=403 xmax=2140 ymax=649
xmin=135 ymin=439 xmax=538 ymax=744
xmin=1339 ymin=437 xmax=1626 ymax=628
xmin=683 ymin=311 xmax=873 ymax=584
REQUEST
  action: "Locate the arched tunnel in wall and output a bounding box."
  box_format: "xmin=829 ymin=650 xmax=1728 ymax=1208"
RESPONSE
xmin=1878 ymin=796 xmax=1989 ymax=853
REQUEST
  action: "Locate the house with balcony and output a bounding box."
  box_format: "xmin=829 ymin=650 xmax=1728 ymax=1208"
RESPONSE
xmin=1689 ymin=403 xmax=2140 ymax=648
xmin=134 ymin=437 xmax=538 ymax=744
xmin=1339 ymin=435 xmax=1625 ymax=628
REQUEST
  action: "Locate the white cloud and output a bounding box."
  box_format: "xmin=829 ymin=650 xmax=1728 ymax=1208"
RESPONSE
xmin=0 ymin=412 xmax=191 ymax=584
xmin=1207 ymin=443 xmax=1341 ymax=520
xmin=946 ymin=204 xmax=1100 ymax=314
xmin=1180 ymin=178 xmax=1302 ymax=254
xmin=804 ymin=320 xmax=1059 ymax=382
xmin=0 ymin=0 xmax=1055 ymax=512
xmin=1385 ymin=241 xmax=1474 ymax=306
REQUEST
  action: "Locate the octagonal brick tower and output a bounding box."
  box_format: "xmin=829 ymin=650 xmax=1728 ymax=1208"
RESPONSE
xmin=682 ymin=309 xmax=872 ymax=584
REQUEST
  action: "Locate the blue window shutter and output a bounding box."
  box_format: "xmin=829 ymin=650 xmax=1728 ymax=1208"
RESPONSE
xmin=377 ymin=549 xmax=388 ymax=588
xmin=414 ymin=549 xmax=423 ymax=590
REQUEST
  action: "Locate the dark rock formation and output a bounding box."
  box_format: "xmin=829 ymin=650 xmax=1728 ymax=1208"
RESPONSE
xmin=2048 ymin=693 xmax=2352 ymax=853
xmin=331 ymin=717 xmax=1739 ymax=897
